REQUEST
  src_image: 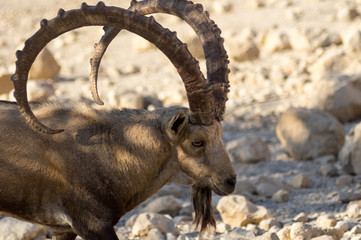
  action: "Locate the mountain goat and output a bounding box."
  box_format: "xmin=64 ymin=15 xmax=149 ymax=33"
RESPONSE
xmin=1 ymin=1 xmax=236 ymax=239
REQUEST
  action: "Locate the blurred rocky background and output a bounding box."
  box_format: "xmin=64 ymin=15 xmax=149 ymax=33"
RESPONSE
xmin=1 ymin=0 xmax=361 ymax=239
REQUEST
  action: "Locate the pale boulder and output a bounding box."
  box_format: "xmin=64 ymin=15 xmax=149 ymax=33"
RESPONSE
xmin=143 ymin=196 xmax=182 ymax=217
xmin=308 ymin=49 xmax=353 ymax=81
xmin=263 ymin=29 xmax=291 ymax=53
xmin=107 ymin=90 xmax=144 ymax=109
xmin=305 ymin=74 xmax=361 ymax=122
xmin=0 ymin=217 xmax=46 ymax=240
xmin=226 ymin=37 xmax=260 ymax=62
xmin=224 ymin=227 xmax=256 ymax=239
xmin=0 ymin=73 xmax=13 ymax=94
xmin=276 ymin=107 xmax=345 ymax=160
xmin=259 ymin=218 xmax=279 ymax=231
xmin=338 ymin=135 xmax=354 ymax=174
xmin=293 ymin=212 xmax=308 ymax=223
xmin=132 ymin=36 xmax=156 ymax=53
xmin=131 ymin=212 xmax=177 ymax=237
xmin=336 ymin=175 xmax=353 ymax=187
xmin=342 ymin=28 xmax=361 ymax=53
xmin=288 ymin=28 xmax=312 ymax=51
xmin=346 ymin=200 xmax=361 ymax=218
xmin=272 ymin=189 xmax=290 ymax=203
xmin=292 ymin=173 xmax=311 ymax=188
xmin=212 ymin=0 xmax=233 ymax=14
xmin=337 ymin=6 xmax=359 ymax=21
xmin=290 ymin=222 xmax=313 ymax=240
xmin=316 ymin=215 xmax=337 ymax=228
xmin=29 ymin=47 xmax=61 ymax=80
xmin=216 ymin=195 xmax=271 ymax=227
xmin=351 ymin=123 xmax=361 ymax=174
xmin=277 ymin=226 xmax=291 ymax=240
xmin=228 ymin=135 xmax=270 ymax=163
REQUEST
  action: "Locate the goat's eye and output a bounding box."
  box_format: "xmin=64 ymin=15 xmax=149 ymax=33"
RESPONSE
xmin=192 ymin=141 xmax=204 ymax=147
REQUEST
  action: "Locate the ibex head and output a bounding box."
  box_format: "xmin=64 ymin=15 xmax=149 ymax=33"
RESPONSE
xmin=11 ymin=0 xmax=235 ymax=234
xmin=165 ymin=109 xmax=235 ymax=195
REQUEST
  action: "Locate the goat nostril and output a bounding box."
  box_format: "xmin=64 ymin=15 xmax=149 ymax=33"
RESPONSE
xmin=226 ymin=177 xmax=236 ymax=188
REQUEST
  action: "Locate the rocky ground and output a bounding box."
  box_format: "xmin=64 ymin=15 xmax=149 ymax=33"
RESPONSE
xmin=1 ymin=0 xmax=361 ymax=239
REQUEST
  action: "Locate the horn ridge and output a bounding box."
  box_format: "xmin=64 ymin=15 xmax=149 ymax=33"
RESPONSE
xmin=13 ymin=3 xmax=213 ymax=133
xmin=90 ymin=0 xmax=230 ymax=121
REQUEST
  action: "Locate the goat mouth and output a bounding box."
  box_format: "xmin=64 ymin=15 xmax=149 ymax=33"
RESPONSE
xmin=212 ymin=177 xmax=236 ymax=196
xmin=212 ymin=185 xmax=229 ymax=196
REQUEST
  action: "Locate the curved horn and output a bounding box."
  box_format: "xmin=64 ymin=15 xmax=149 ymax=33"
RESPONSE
xmin=12 ymin=2 xmax=214 ymax=134
xmin=90 ymin=0 xmax=230 ymax=121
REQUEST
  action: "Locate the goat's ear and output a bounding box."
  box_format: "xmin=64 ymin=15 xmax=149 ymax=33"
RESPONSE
xmin=167 ymin=110 xmax=187 ymax=138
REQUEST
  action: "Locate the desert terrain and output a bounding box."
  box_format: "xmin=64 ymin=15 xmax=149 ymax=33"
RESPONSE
xmin=0 ymin=0 xmax=361 ymax=239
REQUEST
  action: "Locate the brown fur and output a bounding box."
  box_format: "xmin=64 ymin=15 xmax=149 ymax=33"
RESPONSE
xmin=0 ymin=101 xmax=235 ymax=240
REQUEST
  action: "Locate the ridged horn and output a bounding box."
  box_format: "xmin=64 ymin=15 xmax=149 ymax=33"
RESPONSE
xmin=90 ymin=0 xmax=230 ymax=121
xmin=12 ymin=2 xmax=214 ymax=134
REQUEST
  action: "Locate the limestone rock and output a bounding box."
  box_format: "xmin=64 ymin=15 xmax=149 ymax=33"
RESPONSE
xmin=272 ymin=189 xmax=290 ymax=203
xmin=216 ymin=195 xmax=271 ymax=227
xmin=226 ymin=37 xmax=260 ymax=62
xmin=336 ymin=175 xmax=352 ymax=187
xmin=342 ymin=28 xmax=361 ymax=53
xmin=0 ymin=73 xmax=13 ymax=94
xmin=228 ymin=135 xmax=270 ymax=163
xmin=335 ymin=220 xmax=349 ymax=233
xmin=0 ymin=217 xmax=46 ymax=240
xmin=305 ymin=74 xmax=361 ymax=122
xmin=29 ymin=47 xmax=61 ymax=80
xmin=292 ymin=174 xmax=311 ymax=188
xmin=146 ymin=228 xmax=165 ymax=240
xmin=249 ymin=0 xmax=265 ymax=9
xmin=339 ymin=189 xmax=361 ymax=203
xmin=259 ymin=218 xmax=279 ymax=231
xmin=107 ymin=90 xmax=144 ymax=109
xmin=316 ymin=215 xmax=337 ymax=228
xmin=263 ymin=29 xmax=291 ymax=53
xmin=346 ymin=200 xmax=361 ymax=218
xmin=337 ymin=6 xmax=359 ymax=21
xmin=320 ymin=164 xmax=338 ymax=177
xmin=308 ymin=49 xmax=355 ymax=81
xmin=132 ymin=36 xmax=156 ymax=53
xmin=276 ymin=107 xmax=345 ymax=160
xmin=143 ymin=196 xmax=182 ymax=217
xmin=351 ymin=123 xmax=361 ymax=174
xmin=182 ymin=34 xmax=204 ymax=60
xmin=212 ymin=0 xmax=233 ymax=14
xmin=277 ymin=226 xmax=291 ymax=240
xmin=311 ymin=235 xmax=334 ymax=240
xmin=293 ymin=212 xmax=308 ymax=223
xmin=350 ymin=225 xmax=361 ymax=234
xmin=288 ymin=28 xmax=312 ymax=51
xmin=338 ymin=135 xmax=354 ymax=174
xmin=225 ymin=227 xmax=256 ymax=239
xmin=131 ymin=212 xmax=177 ymax=237
xmin=290 ymin=222 xmax=313 ymax=240
xmin=255 ymin=232 xmax=280 ymax=240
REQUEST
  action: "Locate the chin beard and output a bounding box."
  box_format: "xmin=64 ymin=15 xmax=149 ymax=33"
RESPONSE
xmin=191 ymin=185 xmax=216 ymax=234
